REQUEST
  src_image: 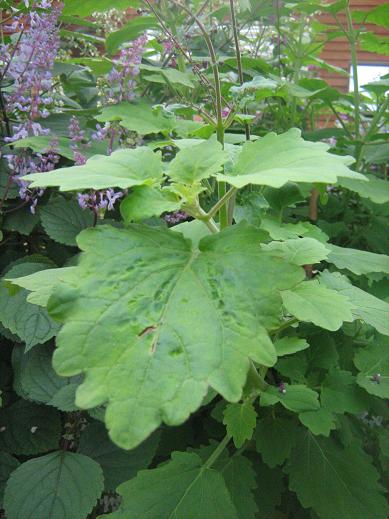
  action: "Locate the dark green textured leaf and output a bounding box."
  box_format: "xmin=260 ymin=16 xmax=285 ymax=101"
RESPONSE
xmin=255 ymin=417 xmax=299 ymax=467
xmin=40 ymin=196 xmax=94 ymax=246
xmin=4 ymin=451 xmax=104 ymax=519
xmin=223 ymin=402 xmax=257 ymax=448
xmin=285 ymin=431 xmax=389 ymax=519
xmin=262 ymin=385 xmax=320 ymax=413
xmin=102 ymin=451 xmax=238 ymax=519
xmin=78 ymin=422 xmax=160 ymax=491
xmin=12 ymin=344 xmax=74 ymax=405
xmin=0 ymin=453 xmax=19 ymax=505
xmin=254 ymin=462 xmax=284 ymax=518
xmin=354 ymin=340 xmax=389 ymax=399
xmin=218 ymin=456 xmax=258 ymax=519
xmin=321 ymin=369 xmax=368 ymax=414
xmin=0 ymin=400 xmax=61 ymax=455
xmin=49 ymin=223 xmax=304 ymax=448
xmin=298 ymin=408 xmax=336 ymax=436
xmin=0 ymin=263 xmax=60 ymax=350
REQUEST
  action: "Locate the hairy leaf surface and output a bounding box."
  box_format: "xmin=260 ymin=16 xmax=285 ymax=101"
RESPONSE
xmin=49 ymin=223 xmax=304 ymax=448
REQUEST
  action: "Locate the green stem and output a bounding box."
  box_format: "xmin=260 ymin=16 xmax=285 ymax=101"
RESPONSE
xmin=207 ymin=187 xmax=237 ymax=219
xmin=356 ymin=97 xmax=389 ymax=171
xmin=204 ymin=434 xmax=231 ymax=469
xmin=345 ymin=3 xmax=360 ymax=140
xmin=271 ymin=317 xmax=299 ymax=335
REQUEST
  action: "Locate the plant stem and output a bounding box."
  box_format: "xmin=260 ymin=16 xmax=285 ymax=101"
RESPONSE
xmin=271 ymin=317 xmax=299 ymax=335
xmin=345 ymin=3 xmax=360 ymax=140
xmin=229 ymin=0 xmax=250 ymax=141
xmin=207 ymin=187 xmax=237 ymax=219
xmin=203 ymin=433 xmax=231 ymax=469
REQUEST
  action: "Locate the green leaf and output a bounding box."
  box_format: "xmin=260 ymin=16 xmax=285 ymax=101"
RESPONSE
xmin=167 ymin=140 xmax=229 ymax=184
xmin=217 ymin=455 xmax=258 ymax=519
xmin=217 ymin=129 xmax=364 ymax=188
xmin=4 ymin=451 xmax=104 ymax=519
xmin=78 ymin=422 xmax=160 ymax=491
xmin=96 ymin=102 xmax=175 ymax=135
xmin=262 ymin=238 xmax=330 ymax=266
xmin=13 ymin=135 xmax=74 ymax=160
xmin=120 ymin=186 xmax=181 ymax=223
xmin=0 ymin=400 xmax=61 ymax=455
xmin=263 ymin=384 xmax=320 ymax=413
xmin=102 ymin=451 xmax=238 ymax=519
xmin=319 ymin=271 xmax=389 ymax=336
xmin=24 ymin=147 xmax=162 ymax=191
xmin=49 ymin=223 xmax=304 ymax=449
xmin=141 ymin=64 xmax=195 ymax=88
xmin=285 ymin=431 xmax=389 ymax=519
xmin=338 ymin=175 xmax=389 ymax=204
xmin=281 ymin=280 xmax=354 ymax=331
xmin=106 ymin=17 xmax=158 ymax=54
xmin=40 ymin=196 xmax=94 ymax=246
xmin=255 ymin=417 xmax=299 ymax=467
xmin=0 ymin=453 xmax=19 ymax=506
xmin=7 ymin=266 xmax=78 ymax=307
xmin=62 ymin=0 xmax=137 ymax=16
xmin=12 ymin=344 xmax=78 ymax=408
xmin=321 ymin=369 xmax=369 ymax=414
xmin=260 ymin=218 xmax=329 ymax=243
xmin=2 ymin=206 xmax=39 ymax=236
xmin=354 ymin=340 xmax=389 ymax=399
xmin=254 ymin=462 xmax=283 ymax=518
xmin=298 ymin=408 xmax=336 ymax=436
xmin=0 ymin=263 xmax=60 ymax=350
xmin=275 ymin=336 xmax=309 ymax=356
xmin=223 ymin=402 xmax=257 ymax=448
xmin=327 ymin=244 xmax=389 ymax=276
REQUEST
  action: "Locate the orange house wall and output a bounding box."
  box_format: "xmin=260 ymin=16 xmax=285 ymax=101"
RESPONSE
xmin=318 ymin=0 xmax=389 ymax=91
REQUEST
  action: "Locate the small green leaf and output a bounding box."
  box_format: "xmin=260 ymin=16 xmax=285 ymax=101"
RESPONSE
xmin=23 ymin=147 xmax=162 ymax=191
xmin=167 ymin=140 xmax=229 ymax=184
xmin=103 ymin=451 xmax=239 ymax=519
xmin=262 ymin=238 xmax=330 ymax=266
xmin=255 ymin=417 xmax=299 ymax=467
xmin=285 ymin=431 xmax=389 ymax=519
xmin=78 ymin=421 xmax=160 ymax=491
xmin=62 ymin=0 xmax=137 ymax=16
xmin=0 ymin=263 xmax=60 ymax=350
xmin=223 ymin=402 xmax=257 ymax=448
xmin=281 ymin=280 xmax=354 ymax=331
xmin=299 ymin=408 xmax=336 ymax=436
xmin=4 ymin=451 xmax=104 ymax=519
xmin=338 ymin=174 xmax=389 ymax=204
xmin=275 ymin=336 xmax=310 ymax=356
xmin=106 ymin=17 xmax=158 ymax=54
xmin=354 ymin=340 xmax=389 ymax=399
xmin=40 ymin=196 xmax=94 ymax=246
xmin=96 ymin=101 xmax=175 ymax=135
xmin=13 ymin=135 xmax=74 ymax=160
xmin=264 ymin=384 xmax=320 ymax=413
xmin=321 ymin=369 xmax=369 ymax=414
xmin=327 ymin=244 xmax=389 ymax=275
xmin=0 ymin=400 xmax=61 ymax=455
xmin=217 ymin=129 xmax=364 ymax=189
xmin=7 ymin=266 xmax=78 ymax=307
xmin=141 ymin=64 xmax=195 ymax=88
xmin=120 ymin=186 xmax=181 ymax=223
xmin=319 ymin=270 xmax=389 ymax=336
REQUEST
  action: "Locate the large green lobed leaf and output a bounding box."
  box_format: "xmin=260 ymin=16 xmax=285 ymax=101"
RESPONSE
xmin=48 ymin=223 xmax=304 ymax=448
